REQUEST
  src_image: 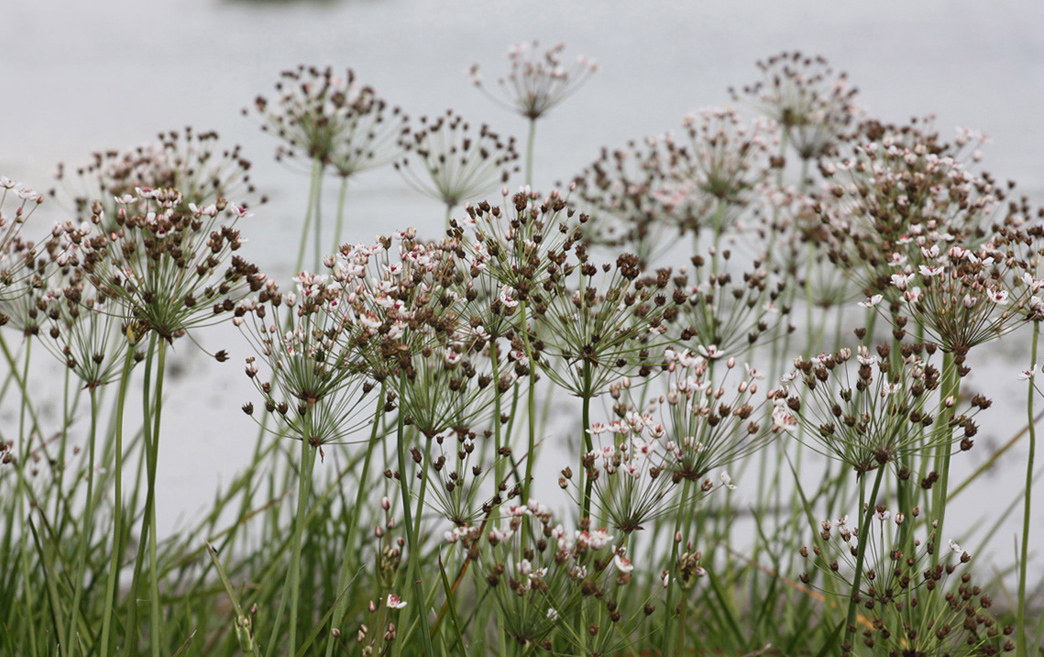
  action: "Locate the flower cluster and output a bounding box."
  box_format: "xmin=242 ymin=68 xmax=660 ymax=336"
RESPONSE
xmin=577 ymin=350 xmax=779 ymax=531
xmin=780 ymin=344 xmax=991 ymax=474
xmin=537 ymin=247 xmax=679 ymax=397
xmin=819 ymin=118 xmax=1002 ymax=300
xmin=671 ymin=249 xmax=788 ymax=354
xmin=469 ymin=41 xmax=598 ymax=120
xmin=475 ymin=500 xmax=634 ymax=651
xmin=395 ymin=110 xmax=519 ymax=211
xmin=248 ymin=65 xmax=405 ymax=175
xmin=0 ymin=176 xmax=45 ymax=321
xmin=571 ymin=135 xmax=698 ymax=265
xmin=801 ymin=510 xmax=1014 ymax=657
xmin=732 ymin=51 xmax=858 ymax=160
xmin=75 ymin=187 xmax=264 ymax=343
xmin=862 ymin=240 xmax=1026 ymax=358
xmin=56 ymin=128 xmax=264 ymax=227
xmin=679 ymin=107 xmax=777 ymax=238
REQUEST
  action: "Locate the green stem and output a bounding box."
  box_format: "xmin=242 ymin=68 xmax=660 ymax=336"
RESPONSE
xmin=842 ymin=465 xmax=886 ymax=654
xmin=580 ymin=362 xmax=594 ymax=521
xmin=313 ymin=168 xmax=325 ymax=274
xmin=287 ymin=435 xmax=318 ymax=656
xmin=128 ymin=334 xmax=166 ymax=654
xmin=661 ymin=479 xmax=693 ymax=656
xmin=931 ymin=351 xmax=959 ymax=569
xmin=1017 ymin=321 xmax=1039 ymax=657
xmin=333 ymin=175 xmax=349 ymax=253
xmin=324 ymin=384 xmax=386 ymax=657
xmin=295 ymin=157 xmax=324 ymax=274
xmin=524 ymin=118 xmax=537 ymax=188
xmin=0 ymin=334 xmax=43 ymax=435
xmin=490 ymin=339 xmax=505 ymax=527
xmin=804 ymin=242 xmax=817 ymax=357
xmin=14 ymin=338 xmax=39 ymax=657
xmin=395 ymin=380 xmax=436 ymax=657
xmin=147 ymin=339 xmax=167 ymax=657
xmin=66 ymin=388 xmax=100 ymax=653
xmin=100 ymin=344 xmax=139 ymax=657
xmin=518 ymin=299 xmax=537 ymax=509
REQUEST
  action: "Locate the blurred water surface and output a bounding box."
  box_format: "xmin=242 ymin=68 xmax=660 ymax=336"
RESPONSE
xmin=3 ymin=0 xmax=1043 ymax=572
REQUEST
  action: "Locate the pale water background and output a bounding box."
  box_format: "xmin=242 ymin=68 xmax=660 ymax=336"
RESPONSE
xmin=3 ymin=0 xmax=1044 ymax=582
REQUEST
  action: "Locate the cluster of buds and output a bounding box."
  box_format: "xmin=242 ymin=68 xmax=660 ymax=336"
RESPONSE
xmin=0 ymin=176 xmax=45 ymax=323
xmin=469 ymin=41 xmax=598 ymax=121
xmin=671 ymin=249 xmax=788 ymax=354
xmin=395 ymin=110 xmax=519 ymax=211
xmin=55 ymin=127 xmax=264 ymax=228
xmin=781 ymin=344 xmax=990 ymax=474
xmin=800 ymin=510 xmax=1014 ymax=657
xmin=247 ymin=65 xmax=405 ymax=176
xmin=75 ymin=187 xmax=264 ymax=344
xmin=731 ymin=51 xmax=858 ymax=161
xmin=571 ymin=135 xmax=699 ymax=265
xmin=479 ymin=501 xmax=632 ymax=648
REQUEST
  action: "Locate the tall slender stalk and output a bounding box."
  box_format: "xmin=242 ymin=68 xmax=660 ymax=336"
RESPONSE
xmin=842 ymin=465 xmax=886 ymax=654
xmin=490 ymin=338 xmax=506 ymax=527
xmin=333 ymin=175 xmax=349 ymax=253
xmin=100 ymin=343 xmax=140 ymax=657
xmin=524 ymin=118 xmax=537 ymax=188
xmin=287 ymin=434 xmax=317 ymax=655
xmin=146 ymin=338 xmax=167 ymax=657
xmin=13 ymin=339 xmax=39 ymax=656
xmin=127 ymin=333 xmax=168 ymax=655
xmin=661 ymin=478 xmax=693 ymax=657
xmin=295 ymin=157 xmax=325 ymax=275
xmin=579 ymin=362 xmax=594 ymax=521
xmin=65 ymin=387 xmax=100 ymax=653
xmin=518 ymin=299 xmax=537 ymax=508
xmin=930 ymin=351 xmax=959 ymax=568
xmin=324 ymin=384 xmax=386 ymax=657
xmin=394 ymin=379 xmax=436 ymax=657
xmin=1017 ymin=320 xmax=1039 ymax=657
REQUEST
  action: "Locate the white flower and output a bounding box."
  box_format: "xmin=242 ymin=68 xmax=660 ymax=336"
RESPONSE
xmin=386 ymin=594 xmax=407 ymax=609
xmin=772 ymin=408 xmax=797 ymax=433
xmin=498 ymin=285 xmax=519 ymax=309
xmin=546 ymin=608 xmax=559 ymax=622
xmin=697 ymin=344 xmax=723 ymax=360
xmin=720 ymin=471 xmax=737 ymax=490
xmin=1017 ymin=365 xmax=1036 ymax=381
xmin=613 ymin=553 xmax=635 ymax=573
xmin=744 ymin=363 xmax=765 ymax=380
xmin=948 ymin=539 xmax=963 ymax=553
xmin=890 ymin=273 xmax=913 ymax=291
xmin=858 ymin=294 xmax=883 ymax=309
